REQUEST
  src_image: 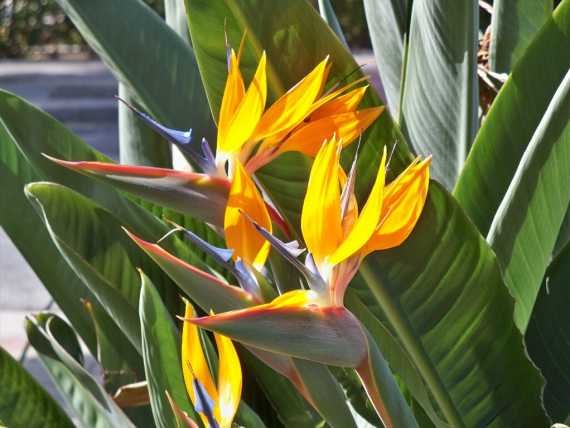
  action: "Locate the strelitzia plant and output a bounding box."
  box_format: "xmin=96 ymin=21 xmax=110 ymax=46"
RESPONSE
xmin=2 ymin=0 xmax=570 ymax=427
xmin=184 ymin=136 xmax=430 ymax=426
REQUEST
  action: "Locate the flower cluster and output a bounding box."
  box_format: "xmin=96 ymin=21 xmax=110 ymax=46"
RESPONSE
xmin=49 ymin=42 xmax=429 ymax=428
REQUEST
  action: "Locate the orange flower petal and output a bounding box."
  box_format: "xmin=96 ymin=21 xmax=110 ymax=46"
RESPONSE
xmin=277 ymin=107 xmax=383 ymax=158
xmin=181 ymin=302 xmax=218 ymax=427
xmin=224 ymin=161 xmax=272 ymax=269
xmin=252 ymin=57 xmax=330 ymax=141
xmin=221 ymin=52 xmax=267 ymax=153
xmin=329 ymin=147 xmax=387 ymax=265
xmin=217 ymin=49 xmax=246 ymax=148
xmin=310 ymin=85 xmax=369 ymax=120
xmin=301 ymin=138 xmax=343 ymax=265
xmin=364 ymin=157 xmax=431 ymax=253
xmin=214 ymin=332 xmax=242 ymax=428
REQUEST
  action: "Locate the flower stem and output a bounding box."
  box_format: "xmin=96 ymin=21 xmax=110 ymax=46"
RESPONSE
xmin=359 ymin=263 xmax=466 ymax=428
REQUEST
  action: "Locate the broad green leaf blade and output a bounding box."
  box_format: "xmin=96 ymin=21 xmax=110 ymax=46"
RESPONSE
xmin=454 ymin=1 xmax=570 ymax=235
xmin=24 ymin=182 xmax=172 ymax=353
xmin=363 ymin=0 xmax=409 ymax=115
xmin=139 ymin=271 xmax=200 ymax=428
xmin=53 ymin=0 xmax=215 ymax=142
xmin=525 ymin=243 xmax=570 ymax=422
xmin=0 ymin=138 xmax=97 ymax=353
xmin=118 ymin=83 xmax=172 ymax=168
xmin=356 ymin=183 xmax=548 ymax=427
xmin=26 ymin=314 xmax=136 ymax=428
xmin=490 ymin=0 xmax=553 ymax=73
xmin=317 ymin=0 xmax=348 ymax=48
xmin=487 ymin=69 xmax=570 ymax=331
xmin=0 ymin=345 xmax=74 ymax=428
xmin=48 ymin=158 xmax=229 ymax=226
xmin=400 ymin=0 xmax=479 ymax=190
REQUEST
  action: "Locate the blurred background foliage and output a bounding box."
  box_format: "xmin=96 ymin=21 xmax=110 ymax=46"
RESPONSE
xmin=1 ymin=0 xmax=370 ymax=58
xmin=0 ymin=0 xmax=165 ymax=57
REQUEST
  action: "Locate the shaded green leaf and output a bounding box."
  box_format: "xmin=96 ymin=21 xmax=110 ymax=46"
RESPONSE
xmin=0 ymin=345 xmax=74 ymax=428
xmin=487 ymin=69 xmax=570 ymax=330
xmin=26 ymin=314 xmax=135 ymax=428
xmin=490 ymin=0 xmax=553 ymax=73
xmin=363 ymin=0 xmax=409 ymax=114
xmin=526 ymin=243 xmax=570 ymax=422
xmin=355 ymin=183 xmax=548 ymax=427
xmin=454 ymin=1 xmax=570 ymax=235
xmin=401 ymin=0 xmax=479 ymax=190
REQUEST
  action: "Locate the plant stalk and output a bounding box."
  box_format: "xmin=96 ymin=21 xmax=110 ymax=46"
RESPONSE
xmin=359 ymin=263 xmax=466 ymax=428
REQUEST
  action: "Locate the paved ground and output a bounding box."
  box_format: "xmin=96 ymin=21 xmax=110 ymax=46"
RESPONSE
xmin=0 ymin=53 xmax=379 ymax=406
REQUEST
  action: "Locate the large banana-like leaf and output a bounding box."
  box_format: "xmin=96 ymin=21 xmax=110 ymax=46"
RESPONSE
xmin=490 ymin=0 xmax=553 ymax=73
xmin=25 ymin=182 xmax=184 ymax=353
xmin=487 ymin=69 xmax=570 ymax=331
xmin=0 ymin=131 xmax=97 ymax=353
xmin=454 ymin=0 xmax=570 ymax=235
xmin=355 ymin=183 xmax=548 ymax=427
xmin=363 ymin=0 xmax=409 ymax=115
xmin=0 ymin=345 xmax=74 ymax=428
xmin=26 ymin=313 xmax=136 ymax=428
xmin=525 ymin=243 xmax=570 ymax=422
xmin=53 ymin=0 xmax=215 ymax=143
xmin=139 ymin=272 xmax=200 ymax=428
xmin=400 ymin=0 xmax=479 ymax=190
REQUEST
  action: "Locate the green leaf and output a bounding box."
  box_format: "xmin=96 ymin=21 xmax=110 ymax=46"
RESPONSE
xmin=363 ymin=0 xmax=409 ymax=115
xmin=26 ymin=314 xmax=136 ymax=428
xmin=118 ymin=83 xmax=172 ymax=168
xmin=317 ymin=0 xmax=348 ymax=48
xmin=139 ymin=271 xmax=200 ymax=428
xmin=0 ymin=130 xmax=97 ymax=353
xmin=490 ymin=0 xmax=553 ymax=73
xmin=400 ymin=0 xmax=479 ymax=190
xmin=0 ymin=345 xmax=74 ymax=428
xmin=356 ymin=183 xmax=548 ymax=427
xmin=487 ymin=69 xmax=570 ymax=331
xmin=526 ymin=243 xmax=570 ymax=422
xmin=24 ymin=181 xmax=173 ymax=353
xmin=454 ymin=0 xmax=570 ymax=235
xmin=53 ymin=0 xmax=215 ymax=142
